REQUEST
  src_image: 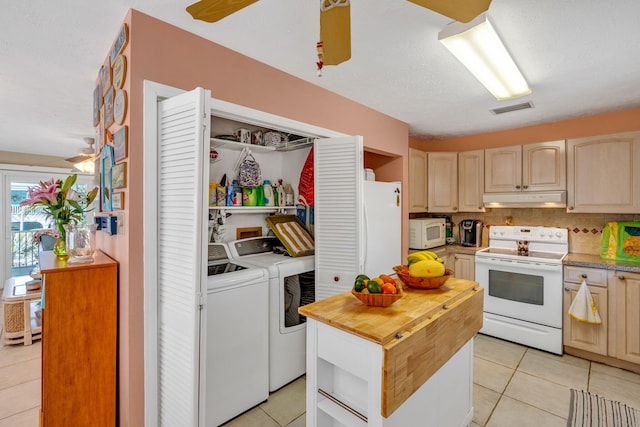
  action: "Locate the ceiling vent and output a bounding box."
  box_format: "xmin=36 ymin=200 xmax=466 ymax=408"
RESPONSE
xmin=490 ymin=101 xmax=534 ymax=115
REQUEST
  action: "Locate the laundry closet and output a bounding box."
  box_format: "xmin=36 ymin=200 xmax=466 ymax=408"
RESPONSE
xmin=145 ymin=86 xmax=400 ymax=425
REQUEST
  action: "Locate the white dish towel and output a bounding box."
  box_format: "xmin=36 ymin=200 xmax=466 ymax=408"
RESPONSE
xmin=568 ymin=279 xmax=602 ymax=324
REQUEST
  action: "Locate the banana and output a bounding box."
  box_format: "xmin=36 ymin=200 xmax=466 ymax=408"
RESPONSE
xmin=407 ymin=250 xmax=444 ymax=265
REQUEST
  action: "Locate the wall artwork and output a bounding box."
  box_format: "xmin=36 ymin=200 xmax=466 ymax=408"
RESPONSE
xmin=111 ymin=162 xmax=126 ymax=189
xmin=110 ymin=23 xmax=129 ymax=63
xmin=104 ymin=87 xmax=114 ymax=128
xmin=113 ymin=89 xmax=127 ymax=125
xmin=113 ymin=126 xmax=128 ymax=161
xmin=93 ymin=85 xmax=102 ymax=126
xmin=112 ymin=55 xmax=127 ymax=89
xmin=100 ymin=145 xmax=115 ymax=212
xmin=100 ymin=56 xmax=111 ymax=96
xmin=112 ymin=192 xmax=124 ymax=210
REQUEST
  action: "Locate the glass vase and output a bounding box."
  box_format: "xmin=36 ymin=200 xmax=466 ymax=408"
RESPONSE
xmin=64 ymin=223 xmax=97 ymax=263
xmin=53 ymin=220 xmax=68 ymax=257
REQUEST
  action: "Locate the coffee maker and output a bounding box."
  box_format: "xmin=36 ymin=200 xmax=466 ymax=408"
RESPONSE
xmin=459 ymin=220 xmax=483 ymax=247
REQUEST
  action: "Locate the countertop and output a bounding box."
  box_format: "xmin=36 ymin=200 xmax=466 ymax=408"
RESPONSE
xmin=299 ymin=277 xmax=481 ymax=345
xmin=563 ymin=253 xmax=640 ymax=273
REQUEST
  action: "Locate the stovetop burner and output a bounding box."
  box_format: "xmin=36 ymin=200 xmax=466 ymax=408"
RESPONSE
xmin=480 ymin=247 xmax=566 ymax=261
xmin=478 ymin=225 xmax=568 ymax=263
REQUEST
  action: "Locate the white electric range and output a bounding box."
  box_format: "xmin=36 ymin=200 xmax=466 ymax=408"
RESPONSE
xmin=475 ymin=226 xmax=568 ymax=354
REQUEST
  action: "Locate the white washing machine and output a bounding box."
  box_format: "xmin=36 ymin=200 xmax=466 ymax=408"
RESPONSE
xmin=228 ymin=236 xmax=315 ymax=392
xmin=205 ymin=243 xmax=269 ymax=426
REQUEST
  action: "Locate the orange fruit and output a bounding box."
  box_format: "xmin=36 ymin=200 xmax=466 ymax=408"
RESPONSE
xmin=382 ymin=283 xmax=397 ymax=294
xmin=379 ymin=274 xmax=395 ymax=285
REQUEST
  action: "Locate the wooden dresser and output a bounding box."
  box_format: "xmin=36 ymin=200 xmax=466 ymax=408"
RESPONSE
xmin=38 ymin=250 xmax=117 ymax=427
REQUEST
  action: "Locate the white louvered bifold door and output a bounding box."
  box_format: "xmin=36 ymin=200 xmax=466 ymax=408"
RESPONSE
xmin=314 ymin=136 xmax=363 ymax=300
xmin=156 ymin=88 xmax=209 ymax=426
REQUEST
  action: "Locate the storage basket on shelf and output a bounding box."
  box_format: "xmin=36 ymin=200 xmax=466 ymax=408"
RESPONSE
xmin=393 ymin=265 xmax=454 ymax=289
xmin=351 ymin=281 xmax=403 ymax=307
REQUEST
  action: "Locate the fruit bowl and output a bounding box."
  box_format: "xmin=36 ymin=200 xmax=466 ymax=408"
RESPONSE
xmin=393 ymin=265 xmax=454 ymax=289
xmin=351 ymin=283 xmax=403 ymax=307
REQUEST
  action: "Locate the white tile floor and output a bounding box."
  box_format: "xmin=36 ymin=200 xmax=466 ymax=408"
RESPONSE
xmin=2 ymin=306 xmax=640 ymax=427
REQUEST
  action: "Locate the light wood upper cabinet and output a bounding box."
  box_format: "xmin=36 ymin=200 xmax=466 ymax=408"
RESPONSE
xmin=458 ymin=150 xmax=485 ymax=212
xmin=409 ymin=148 xmax=428 ymax=213
xmin=567 ymin=131 xmax=640 ymax=213
xmin=613 ymin=271 xmax=640 ymax=365
xmin=427 ymin=152 xmax=458 ymax=212
xmin=484 ymin=145 xmax=521 ymax=193
xmin=485 ymin=141 xmax=566 ymax=193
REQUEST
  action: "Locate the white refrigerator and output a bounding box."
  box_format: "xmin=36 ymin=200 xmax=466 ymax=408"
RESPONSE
xmin=362 ymin=180 xmax=402 ymax=278
xmin=314 ymin=136 xmax=402 ymax=299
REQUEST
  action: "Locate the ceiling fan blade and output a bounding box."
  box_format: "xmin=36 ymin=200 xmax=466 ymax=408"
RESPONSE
xmin=186 ymin=0 xmax=259 ymax=23
xmin=65 ymin=154 xmax=95 ymax=164
xmin=320 ymin=2 xmax=351 ymax=66
xmin=407 ymin=0 xmax=491 ymax=23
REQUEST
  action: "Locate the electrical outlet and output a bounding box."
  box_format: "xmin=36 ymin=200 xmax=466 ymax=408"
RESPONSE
xmin=117 ymin=212 xmax=125 ymax=235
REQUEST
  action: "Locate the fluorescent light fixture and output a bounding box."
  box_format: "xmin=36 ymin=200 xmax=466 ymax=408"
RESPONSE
xmin=74 ymin=159 xmax=95 ymax=174
xmin=439 ymin=12 xmax=531 ymax=100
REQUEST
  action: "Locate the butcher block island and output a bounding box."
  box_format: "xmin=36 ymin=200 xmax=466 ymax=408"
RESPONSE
xmin=299 ymin=278 xmax=483 ymax=427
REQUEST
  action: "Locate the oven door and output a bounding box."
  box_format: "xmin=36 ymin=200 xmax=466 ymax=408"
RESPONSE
xmin=475 ymin=256 xmax=562 ymax=328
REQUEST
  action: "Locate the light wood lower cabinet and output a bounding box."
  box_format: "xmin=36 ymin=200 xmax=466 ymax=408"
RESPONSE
xmin=453 ymin=253 xmax=475 ymax=281
xmin=39 ymin=250 xmax=117 ymax=427
xmin=612 ymin=271 xmax=640 ymax=365
xmin=563 ymin=266 xmax=610 ymax=356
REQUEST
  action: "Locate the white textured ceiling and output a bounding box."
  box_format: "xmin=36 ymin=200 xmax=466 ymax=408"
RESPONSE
xmin=1 ymin=0 xmax=640 ymax=162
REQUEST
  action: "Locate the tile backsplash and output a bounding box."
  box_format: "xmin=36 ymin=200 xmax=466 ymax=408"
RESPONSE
xmin=412 ymin=209 xmax=640 ymax=255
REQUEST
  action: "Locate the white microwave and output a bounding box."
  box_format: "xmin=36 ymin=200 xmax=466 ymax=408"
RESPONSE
xmin=409 ymin=218 xmax=446 ymax=249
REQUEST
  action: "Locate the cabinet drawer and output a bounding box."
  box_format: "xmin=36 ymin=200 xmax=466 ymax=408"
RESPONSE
xmin=564 ymin=266 xmax=609 ymax=287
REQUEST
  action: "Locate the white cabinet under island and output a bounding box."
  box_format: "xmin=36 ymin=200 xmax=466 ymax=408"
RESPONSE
xmin=299 ymin=278 xmax=484 ymax=427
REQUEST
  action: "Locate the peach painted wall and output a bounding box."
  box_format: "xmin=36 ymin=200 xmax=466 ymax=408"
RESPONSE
xmin=409 ymin=107 xmax=640 ymax=152
xmin=112 ymin=9 xmax=410 ymax=426
xmin=93 ymin=12 xmax=133 ymax=426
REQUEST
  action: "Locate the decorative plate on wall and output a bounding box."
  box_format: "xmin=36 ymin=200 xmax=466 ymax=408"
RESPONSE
xmin=112 ymin=55 xmax=126 ymax=89
xmin=113 ymin=89 xmax=127 ymax=125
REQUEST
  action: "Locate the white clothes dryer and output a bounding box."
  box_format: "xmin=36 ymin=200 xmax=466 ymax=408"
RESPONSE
xmin=206 ymin=243 xmax=269 ymax=426
xmin=228 ymin=236 xmax=315 ymax=392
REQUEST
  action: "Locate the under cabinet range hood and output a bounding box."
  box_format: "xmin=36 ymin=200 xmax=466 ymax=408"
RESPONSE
xmin=482 ymin=191 xmax=567 ymax=208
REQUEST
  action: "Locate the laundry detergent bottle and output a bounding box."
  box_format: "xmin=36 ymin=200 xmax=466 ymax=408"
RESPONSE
xmin=263 ymin=180 xmax=275 ymax=206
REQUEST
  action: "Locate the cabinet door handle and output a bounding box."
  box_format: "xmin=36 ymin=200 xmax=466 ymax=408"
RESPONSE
xmin=453 ymin=207 xmax=458 ymax=211
xmin=523 ymin=185 xmax=529 ymax=189
xmin=479 ymin=206 xmax=484 ymax=210
xmin=568 ymin=206 xmax=574 ymax=210
xmin=581 ymin=274 xmax=587 ymax=279
xmin=618 ymin=275 xmax=625 ymax=280
xmin=564 ymin=287 xmax=570 ymax=292
xmin=515 ymin=185 xmax=521 ymax=189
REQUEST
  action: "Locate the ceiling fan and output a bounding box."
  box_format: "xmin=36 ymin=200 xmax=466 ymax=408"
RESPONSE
xmin=186 ymin=0 xmax=492 ymax=70
xmin=65 ymin=138 xmax=96 ymax=172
